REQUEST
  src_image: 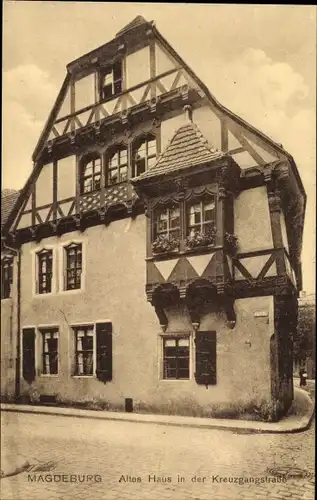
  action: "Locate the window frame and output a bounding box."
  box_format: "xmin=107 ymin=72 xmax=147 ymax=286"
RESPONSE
xmin=40 ymin=328 xmax=59 ymax=376
xmin=64 ymin=242 xmax=83 ymax=291
xmin=186 ymin=196 xmax=217 ymax=237
xmin=99 ymin=60 xmax=123 ymax=101
xmin=132 ymin=134 xmax=157 ymax=178
xmin=79 ymin=153 xmax=102 ymax=195
xmin=73 ymin=324 xmax=95 ymax=377
xmin=37 ymin=249 xmax=53 ymax=295
xmin=160 ymin=333 xmax=192 ymax=381
xmin=106 ymin=144 xmax=128 ymax=186
xmin=1 ymin=256 xmax=13 ymax=300
xmin=154 ymin=204 xmax=181 ymax=242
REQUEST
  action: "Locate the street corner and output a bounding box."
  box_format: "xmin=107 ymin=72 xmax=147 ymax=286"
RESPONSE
xmin=1 ymin=452 xmax=30 ymax=479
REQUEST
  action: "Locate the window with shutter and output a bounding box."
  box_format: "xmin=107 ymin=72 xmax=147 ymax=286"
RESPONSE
xmin=96 ymin=322 xmax=112 ymax=382
xmin=195 ymin=331 xmax=217 ymax=386
xmin=22 ymin=328 xmax=36 ymax=383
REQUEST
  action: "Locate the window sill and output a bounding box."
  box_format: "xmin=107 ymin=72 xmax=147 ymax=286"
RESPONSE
xmin=147 ymin=245 xmax=222 ymax=261
xmin=1 ymin=297 xmax=12 ymax=301
xmin=72 ymin=375 xmax=95 ymax=379
xmin=60 ymin=288 xmax=84 ymax=295
xmin=39 ymin=374 xmax=59 ymax=378
xmin=159 ymin=378 xmax=191 ymax=382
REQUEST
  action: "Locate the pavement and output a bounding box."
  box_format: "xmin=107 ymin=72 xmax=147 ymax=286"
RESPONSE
xmin=0 ymin=408 xmax=315 ymax=500
xmin=0 ymin=384 xmax=314 ymax=482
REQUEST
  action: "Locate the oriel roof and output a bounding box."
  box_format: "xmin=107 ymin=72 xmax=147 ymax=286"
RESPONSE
xmin=136 ymin=119 xmax=225 ymax=181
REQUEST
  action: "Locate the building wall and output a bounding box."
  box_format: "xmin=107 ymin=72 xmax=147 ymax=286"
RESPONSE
xmin=234 ymin=186 xmax=273 ymax=253
xmin=18 ymin=215 xmax=273 ymax=413
xmin=1 ymin=260 xmax=17 ymax=400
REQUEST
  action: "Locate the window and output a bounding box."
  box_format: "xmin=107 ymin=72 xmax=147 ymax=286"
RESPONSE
xmin=163 ymin=337 xmax=190 ymax=380
xmin=64 ymin=243 xmax=82 ymax=290
xmin=195 ymin=331 xmax=216 ymax=386
xmin=187 ymin=197 xmax=216 ymax=237
xmin=37 ymin=249 xmax=53 ymax=294
xmin=1 ymin=257 xmax=13 ymax=299
xmin=154 ymin=205 xmax=181 ymax=241
xmin=80 ymin=154 xmax=101 ymax=194
xmin=74 ymin=326 xmax=94 ymax=376
xmin=107 ymin=146 xmax=128 ymax=185
xmin=41 ymin=329 xmax=58 ymax=375
xmin=132 ymin=135 xmax=157 ymax=177
xmin=101 ymin=61 xmax=122 ymax=100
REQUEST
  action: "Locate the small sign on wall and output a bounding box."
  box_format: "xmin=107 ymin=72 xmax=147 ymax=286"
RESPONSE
xmin=254 ymin=311 xmax=269 ymax=318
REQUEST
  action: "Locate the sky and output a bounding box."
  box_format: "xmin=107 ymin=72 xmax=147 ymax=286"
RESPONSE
xmin=2 ymin=3 xmax=316 ymax=293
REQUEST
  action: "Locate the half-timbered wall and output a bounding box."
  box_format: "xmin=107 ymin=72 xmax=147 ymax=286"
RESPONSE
xmin=57 ymin=155 xmax=77 ymax=202
xmin=234 ymin=186 xmax=273 ymax=253
xmin=126 ymin=46 xmax=150 ymax=88
xmin=36 ymin=163 xmax=53 ymax=207
xmin=280 ymin=211 xmax=289 ymax=252
xmin=74 ymin=72 xmax=96 ymax=112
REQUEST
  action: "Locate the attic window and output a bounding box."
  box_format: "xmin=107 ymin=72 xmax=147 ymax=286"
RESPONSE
xmin=100 ymin=61 xmax=122 ymax=100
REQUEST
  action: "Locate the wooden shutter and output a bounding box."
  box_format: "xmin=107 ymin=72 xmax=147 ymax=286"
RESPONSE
xmin=22 ymin=328 xmax=36 ymax=383
xmin=96 ymin=322 xmax=112 ymax=382
xmin=195 ymin=331 xmax=216 ymax=386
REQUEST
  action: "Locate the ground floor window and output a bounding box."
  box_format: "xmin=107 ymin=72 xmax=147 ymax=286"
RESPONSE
xmin=73 ymin=326 xmax=94 ymax=376
xmin=163 ymin=336 xmax=190 ymax=379
xmin=41 ymin=329 xmax=59 ymax=375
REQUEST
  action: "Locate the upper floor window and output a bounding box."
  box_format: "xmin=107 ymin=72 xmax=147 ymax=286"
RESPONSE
xmin=80 ymin=154 xmax=101 ymax=194
xmin=37 ymin=249 xmax=53 ymax=294
xmin=154 ymin=205 xmax=181 ymax=241
xmin=107 ymin=145 xmax=128 ymax=186
xmin=132 ymin=135 xmax=157 ymax=178
xmin=101 ymin=61 xmax=122 ymax=101
xmin=65 ymin=243 xmax=82 ymax=290
xmin=187 ymin=197 xmax=216 ymax=237
xmin=1 ymin=257 xmax=13 ymax=299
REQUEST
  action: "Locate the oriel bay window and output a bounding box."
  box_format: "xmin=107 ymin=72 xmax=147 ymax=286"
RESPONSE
xmin=163 ymin=337 xmax=190 ymax=380
xmin=132 ymin=135 xmax=157 ymax=177
xmin=1 ymin=257 xmax=13 ymax=299
xmin=107 ymin=145 xmax=128 ymax=185
xmin=80 ymin=154 xmax=101 ymax=194
xmin=64 ymin=243 xmax=82 ymax=290
xmin=37 ymin=249 xmax=53 ymax=294
xmin=74 ymin=326 xmax=94 ymax=376
xmin=41 ymin=329 xmax=58 ymax=375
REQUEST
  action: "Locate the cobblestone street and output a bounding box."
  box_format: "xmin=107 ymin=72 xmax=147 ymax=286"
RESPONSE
xmin=0 ymin=410 xmax=315 ymax=500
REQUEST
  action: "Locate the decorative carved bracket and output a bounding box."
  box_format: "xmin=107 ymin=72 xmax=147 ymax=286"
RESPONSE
xmin=223 ymin=297 xmax=236 ymax=329
xmin=181 ymin=85 xmax=189 ymax=101
xmin=154 ymin=304 xmax=168 ymax=332
xmin=267 ymin=188 xmax=281 ymax=213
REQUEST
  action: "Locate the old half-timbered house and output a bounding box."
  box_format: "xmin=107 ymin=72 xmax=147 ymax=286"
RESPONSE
xmin=2 ymin=16 xmax=306 ymax=420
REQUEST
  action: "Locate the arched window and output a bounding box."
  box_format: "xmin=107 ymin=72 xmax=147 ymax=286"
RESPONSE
xmin=80 ymin=154 xmax=101 ymax=194
xmin=132 ymin=134 xmax=157 ymax=178
xmin=106 ymin=145 xmax=128 ymax=186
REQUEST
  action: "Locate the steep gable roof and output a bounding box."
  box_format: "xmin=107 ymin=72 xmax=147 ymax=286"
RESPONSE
xmin=1 ymin=190 xmax=20 ymax=228
xmin=136 ymin=119 xmax=225 ymax=181
xmin=116 ymin=15 xmax=148 ymax=37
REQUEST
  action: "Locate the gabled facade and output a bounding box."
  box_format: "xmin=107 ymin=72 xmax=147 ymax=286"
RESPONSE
xmin=1 ymin=16 xmax=306 ymax=420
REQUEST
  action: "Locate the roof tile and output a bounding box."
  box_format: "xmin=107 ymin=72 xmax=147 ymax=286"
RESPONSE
xmin=135 ymin=121 xmax=225 ymax=181
xmin=1 ymin=190 xmax=20 ymax=227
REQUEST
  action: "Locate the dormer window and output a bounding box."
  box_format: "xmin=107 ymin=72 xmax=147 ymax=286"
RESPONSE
xmin=132 ymin=135 xmax=157 ymax=178
xmin=80 ymin=154 xmax=101 ymax=194
xmin=107 ymin=145 xmax=128 ymax=186
xmin=101 ymin=61 xmax=122 ymax=100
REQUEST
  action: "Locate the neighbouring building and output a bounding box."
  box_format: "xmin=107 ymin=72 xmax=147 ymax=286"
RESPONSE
xmin=1 ymin=189 xmax=20 ymax=399
xmin=1 ymin=16 xmax=306 ymax=420
xmin=293 ymin=292 xmax=316 ymax=379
